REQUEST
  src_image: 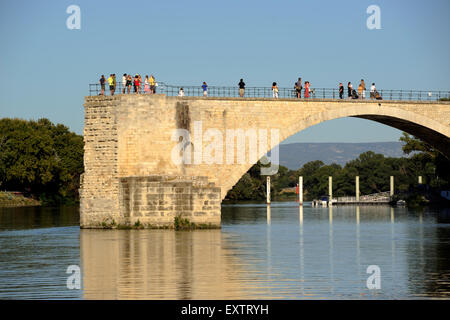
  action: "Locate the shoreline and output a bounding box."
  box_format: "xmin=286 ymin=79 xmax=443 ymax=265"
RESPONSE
xmin=0 ymin=192 xmax=41 ymax=208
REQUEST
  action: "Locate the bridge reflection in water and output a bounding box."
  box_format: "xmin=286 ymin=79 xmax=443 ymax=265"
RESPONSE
xmin=80 ymin=205 xmax=450 ymax=299
xmin=80 ymin=229 xmax=249 ymax=299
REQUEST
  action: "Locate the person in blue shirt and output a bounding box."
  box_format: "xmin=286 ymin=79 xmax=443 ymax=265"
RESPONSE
xmin=202 ymin=82 xmax=208 ymax=97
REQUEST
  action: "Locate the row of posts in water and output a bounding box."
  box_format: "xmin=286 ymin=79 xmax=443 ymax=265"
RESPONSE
xmin=266 ymin=203 xmax=400 ymax=226
xmin=266 ymin=175 xmax=424 ymax=206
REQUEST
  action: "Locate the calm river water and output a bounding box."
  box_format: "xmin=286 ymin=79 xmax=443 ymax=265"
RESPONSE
xmin=0 ymin=203 xmax=449 ymax=299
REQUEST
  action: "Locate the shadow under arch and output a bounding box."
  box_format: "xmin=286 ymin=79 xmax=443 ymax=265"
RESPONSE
xmin=221 ymin=104 xmax=450 ymax=199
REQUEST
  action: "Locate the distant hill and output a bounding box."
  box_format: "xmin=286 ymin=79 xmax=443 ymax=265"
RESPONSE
xmin=279 ymin=142 xmax=406 ymax=170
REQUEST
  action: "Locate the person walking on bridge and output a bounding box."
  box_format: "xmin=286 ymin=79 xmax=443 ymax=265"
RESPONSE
xmin=339 ymin=83 xmax=344 ymax=99
xmin=202 ymin=82 xmax=208 ymax=96
xmin=238 ymin=79 xmax=245 ymax=97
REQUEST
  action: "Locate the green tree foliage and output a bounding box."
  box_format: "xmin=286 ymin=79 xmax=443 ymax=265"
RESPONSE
xmin=0 ymin=118 xmax=84 ymax=205
xmin=400 ymin=132 xmax=449 ymax=188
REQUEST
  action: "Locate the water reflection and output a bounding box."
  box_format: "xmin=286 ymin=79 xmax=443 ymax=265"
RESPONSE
xmin=0 ymin=204 xmax=450 ymax=299
xmin=80 ymin=229 xmax=249 ymax=299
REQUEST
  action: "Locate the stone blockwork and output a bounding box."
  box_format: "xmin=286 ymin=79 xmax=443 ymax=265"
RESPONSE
xmin=80 ymin=96 xmax=119 ymax=228
xmin=81 ymin=94 xmax=450 ymax=228
xmin=119 ymin=175 xmax=221 ymax=228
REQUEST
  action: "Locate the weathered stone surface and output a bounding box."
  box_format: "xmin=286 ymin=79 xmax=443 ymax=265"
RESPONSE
xmin=80 ymin=94 xmax=450 ymax=228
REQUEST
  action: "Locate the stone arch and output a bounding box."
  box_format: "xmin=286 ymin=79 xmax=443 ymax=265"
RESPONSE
xmin=220 ymin=104 xmax=450 ymax=199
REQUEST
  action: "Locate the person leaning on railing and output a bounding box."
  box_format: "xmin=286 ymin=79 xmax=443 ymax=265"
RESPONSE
xmin=272 ymin=82 xmax=279 ymax=98
xmin=238 ymin=79 xmax=245 ymax=97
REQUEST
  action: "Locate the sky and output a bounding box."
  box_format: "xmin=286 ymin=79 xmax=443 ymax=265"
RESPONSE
xmin=0 ymin=0 xmax=449 ymax=143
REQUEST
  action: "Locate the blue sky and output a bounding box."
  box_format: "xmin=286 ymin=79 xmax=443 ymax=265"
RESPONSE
xmin=0 ymin=0 xmax=449 ymax=143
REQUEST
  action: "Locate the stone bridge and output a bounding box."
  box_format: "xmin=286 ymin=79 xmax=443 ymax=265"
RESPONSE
xmin=80 ymin=94 xmax=450 ymax=228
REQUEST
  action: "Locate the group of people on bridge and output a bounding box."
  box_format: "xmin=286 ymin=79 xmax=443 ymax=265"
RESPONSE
xmin=98 ymin=74 xmax=382 ymax=100
xmin=99 ymin=73 xmax=157 ymax=96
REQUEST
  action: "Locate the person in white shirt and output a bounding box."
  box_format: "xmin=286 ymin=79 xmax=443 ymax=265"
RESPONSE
xmin=122 ymin=74 xmax=127 ymax=94
xmin=272 ymin=82 xmax=279 ymax=98
xmin=370 ymin=83 xmax=376 ymax=100
xmin=178 ymin=88 xmax=185 ymax=97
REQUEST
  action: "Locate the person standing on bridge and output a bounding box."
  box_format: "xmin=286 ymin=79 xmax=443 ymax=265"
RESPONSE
xmin=358 ymin=83 xmax=363 ymax=99
xmin=347 ymin=82 xmax=353 ymax=99
xmin=126 ymin=75 xmax=132 ymax=94
xmin=295 ymin=78 xmax=302 ymax=98
xmin=149 ymin=74 xmax=156 ymax=94
xmin=339 ymin=83 xmax=344 ymax=99
xmin=272 ymin=82 xmax=279 ymax=98
xmin=144 ymin=75 xmax=150 ymax=94
xmin=99 ymin=75 xmax=106 ymax=96
xmin=238 ymin=79 xmax=245 ymax=97
xmin=122 ymin=74 xmax=127 ymax=94
xmin=133 ymin=75 xmax=139 ymax=93
xmin=360 ymin=79 xmax=366 ymax=100
xmin=108 ymin=74 xmax=114 ymax=96
xmin=178 ymin=88 xmax=185 ymax=97
xmin=370 ymin=83 xmax=376 ymax=99
xmin=304 ymin=81 xmax=310 ymax=98
xmin=202 ymin=82 xmax=208 ymax=96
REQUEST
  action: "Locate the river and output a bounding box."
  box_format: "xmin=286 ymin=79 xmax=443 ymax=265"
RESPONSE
xmin=0 ymin=203 xmax=449 ymax=299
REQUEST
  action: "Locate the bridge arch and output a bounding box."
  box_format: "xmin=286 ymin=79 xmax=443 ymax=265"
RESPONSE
xmin=220 ymin=103 xmax=450 ymax=199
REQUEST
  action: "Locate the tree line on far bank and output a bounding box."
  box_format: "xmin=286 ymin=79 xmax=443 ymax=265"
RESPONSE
xmin=225 ymin=133 xmax=450 ymax=205
xmin=0 ymin=118 xmax=84 ymax=205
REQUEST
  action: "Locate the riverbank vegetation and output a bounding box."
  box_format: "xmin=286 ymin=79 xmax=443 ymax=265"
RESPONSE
xmin=0 ymin=191 xmax=41 ymax=207
xmin=0 ymin=118 xmax=84 ymax=205
xmin=225 ymin=133 xmax=450 ymax=206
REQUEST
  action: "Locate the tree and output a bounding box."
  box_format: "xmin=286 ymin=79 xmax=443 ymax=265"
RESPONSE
xmin=0 ymin=118 xmax=84 ymax=204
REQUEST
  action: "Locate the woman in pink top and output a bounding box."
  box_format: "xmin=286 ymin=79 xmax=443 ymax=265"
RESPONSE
xmin=144 ymin=75 xmax=150 ymax=93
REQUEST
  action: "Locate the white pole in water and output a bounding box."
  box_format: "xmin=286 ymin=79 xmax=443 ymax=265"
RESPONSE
xmin=299 ymin=176 xmax=303 ymax=205
xmin=356 ymin=176 xmax=360 ymax=202
xmin=267 ymin=176 xmax=271 ymax=205
xmin=390 ymin=176 xmax=394 ymax=198
xmin=329 ymin=176 xmax=333 ymax=206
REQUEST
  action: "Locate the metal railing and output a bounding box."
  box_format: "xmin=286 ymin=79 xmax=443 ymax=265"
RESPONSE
xmin=334 ymin=191 xmax=391 ymax=203
xmin=89 ymin=81 xmax=450 ymax=102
